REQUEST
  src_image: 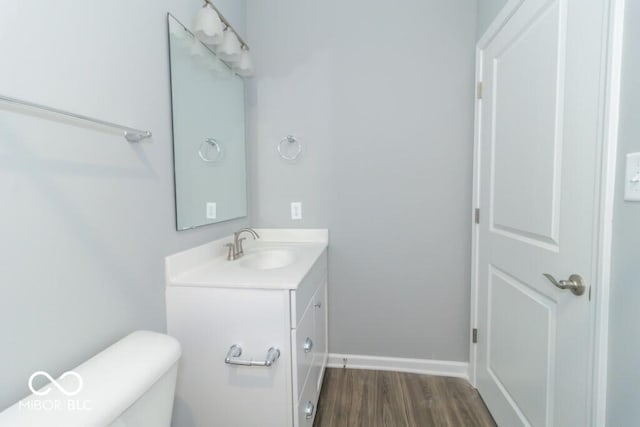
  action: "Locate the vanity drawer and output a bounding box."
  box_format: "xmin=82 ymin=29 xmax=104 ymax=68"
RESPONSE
xmin=295 ymin=369 xmax=318 ymax=427
xmin=293 ymin=302 xmax=315 ymax=398
xmin=311 ymin=280 xmax=328 ymax=393
xmin=291 ymin=250 xmax=327 ymax=329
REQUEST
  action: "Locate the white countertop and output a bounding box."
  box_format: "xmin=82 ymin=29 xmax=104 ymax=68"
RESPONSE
xmin=165 ymin=229 xmax=328 ymax=290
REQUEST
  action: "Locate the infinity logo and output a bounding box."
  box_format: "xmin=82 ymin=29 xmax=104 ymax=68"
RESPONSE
xmin=28 ymin=371 xmax=84 ymax=397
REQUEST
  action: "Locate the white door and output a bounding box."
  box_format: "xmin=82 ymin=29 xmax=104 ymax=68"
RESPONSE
xmin=475 ymin=0 xmax=608 ymax=426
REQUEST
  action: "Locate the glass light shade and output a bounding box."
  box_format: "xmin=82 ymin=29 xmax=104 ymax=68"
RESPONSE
xmin=190 ymin=38 xmax=208 ymax=60
xmin=193 ymin=4 xmax=224 ymax=45
xmin=169 ymin=17 xmax=192 ymax=49
xmin=207 ymin=56 xmax=233 ymax=79
xmin=233 ymin=50 xmax=254 ymax=77
xmin=217 ymin=28 xmax=242 ymax=62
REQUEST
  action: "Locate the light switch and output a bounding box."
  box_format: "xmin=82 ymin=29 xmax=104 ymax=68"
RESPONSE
xmin=625 ymin=153 xmax=640 ymax=202
xmin=206 ymin=202 xmax=217 ymax=219
xmin=291 ymin=202 xmax=302 ymax=220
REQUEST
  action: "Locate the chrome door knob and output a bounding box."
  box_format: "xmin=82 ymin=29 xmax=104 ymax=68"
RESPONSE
xmin=543 ymin=273 xmax=586 ymax=296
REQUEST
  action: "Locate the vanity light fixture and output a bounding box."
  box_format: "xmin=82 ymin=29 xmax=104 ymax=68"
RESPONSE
xmin=194 ymin=3 xmax=224 ymax=45
xmin=217 ymin=28 xmax=242 ymax=62
xmin=194 ymin=1 xmax=254 ymax=77
xmin=233 ymin=47 xmax=254 ymax=77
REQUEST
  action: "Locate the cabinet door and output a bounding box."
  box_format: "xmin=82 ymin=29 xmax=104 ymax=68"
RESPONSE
xmin=312 ymin=280 xmax=328 ymax=393
xmin=167 ymin=286 xmax=293 ymax=427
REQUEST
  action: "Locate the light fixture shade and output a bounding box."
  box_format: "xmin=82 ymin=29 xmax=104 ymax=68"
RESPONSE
xmin=233 ymin=49 xmax=254 ymax=77
xmin=193 ymin=3 xmax=224 ymax=45
xmin=190 ymin=38 xmax=208 ymax=59
xmin=169 ymin=17 xmax=192 ymax=49
xmin=217 ymin=28 xmax=242 ymax=62
xmin=207 ymin=56 xmax=233 ymax=79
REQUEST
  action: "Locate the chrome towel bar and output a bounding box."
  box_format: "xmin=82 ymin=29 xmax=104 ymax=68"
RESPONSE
xmin=0 ymin=93 xmax=152 ymax=142
xmin=224 ymin=344 xmax=280 ymax=367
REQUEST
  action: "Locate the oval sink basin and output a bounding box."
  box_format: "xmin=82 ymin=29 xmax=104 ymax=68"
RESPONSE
xmin=239 ymin=249 xmax=296 ymax=270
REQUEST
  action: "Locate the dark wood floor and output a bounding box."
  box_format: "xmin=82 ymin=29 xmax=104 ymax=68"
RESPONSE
xmin=314 ymin=369 xmax=496 ymax=427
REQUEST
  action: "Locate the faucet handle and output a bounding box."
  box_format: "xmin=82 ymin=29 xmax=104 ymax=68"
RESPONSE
xmin=225 ymin=243 xmax=235 ymax=261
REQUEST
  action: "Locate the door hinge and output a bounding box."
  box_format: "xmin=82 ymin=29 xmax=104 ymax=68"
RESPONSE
xmin=477 ymin=81 xmax=483 ymax=99
xmin=472 ymin=328 xmax=478 ymax=344
xmin=474 ymin=208 xmax=480 ymax=225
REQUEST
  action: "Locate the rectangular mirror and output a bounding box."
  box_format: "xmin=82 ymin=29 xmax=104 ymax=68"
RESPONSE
xmin=167 ymin=14 xmax=247 ymax=230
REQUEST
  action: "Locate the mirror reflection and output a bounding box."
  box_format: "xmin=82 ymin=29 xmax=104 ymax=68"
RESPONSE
xmin=168 ymin=14 xmax=247 ymax=230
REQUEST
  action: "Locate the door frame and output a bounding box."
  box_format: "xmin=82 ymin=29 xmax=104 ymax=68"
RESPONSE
xmin=468 ymin=0 xmax=626 ymax=425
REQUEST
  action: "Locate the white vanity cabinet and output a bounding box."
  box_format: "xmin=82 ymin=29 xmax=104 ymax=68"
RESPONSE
xmin=166 ymin=232 xmax=328 ymax=427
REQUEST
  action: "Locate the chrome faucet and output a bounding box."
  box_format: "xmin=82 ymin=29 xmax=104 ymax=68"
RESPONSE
xmin=225 ymin=228 xmax=260 ymax=260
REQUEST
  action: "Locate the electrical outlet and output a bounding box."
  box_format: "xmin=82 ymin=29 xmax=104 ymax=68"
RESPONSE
xmin=291 ymin=202 xmax=302 ymax=220
xmin=206 ymin=202 xmax=217 ymax=219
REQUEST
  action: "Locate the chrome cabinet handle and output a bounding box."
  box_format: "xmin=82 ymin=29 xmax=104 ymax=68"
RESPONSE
xmin=304 ymin=401 xmax=315 ymax=419
xmin=543 ymin=273 xmax=586 ymax=296
xmin=303 ymin=337 xmax=314 ymax=353
xmin=224 ymin=345 xmax=281 ymax=367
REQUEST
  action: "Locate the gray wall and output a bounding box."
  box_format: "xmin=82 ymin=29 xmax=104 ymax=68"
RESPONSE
xmin=247 ymin=0 xmax=477 ymax=361
xmin=476 ymin=0 xmax=508 ymax=39
xmin=607 ymin=2 xmax=640 ymax=425
xmin=0 ymin=0 xmax=247 ymax=410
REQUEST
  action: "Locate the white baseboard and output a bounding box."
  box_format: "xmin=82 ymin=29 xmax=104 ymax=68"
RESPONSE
xmin=327 ymin=353 xmax=469 ymax=381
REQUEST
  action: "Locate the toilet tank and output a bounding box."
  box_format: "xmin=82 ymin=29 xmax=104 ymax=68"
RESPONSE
xmin=0 ymin=331 xmax=181 ymax=427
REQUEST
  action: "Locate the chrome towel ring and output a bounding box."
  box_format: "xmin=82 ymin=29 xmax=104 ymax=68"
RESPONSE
xmin=198 ymin=138 xmax=223 ymax=163
xmin=278 ymin=135 xmax=302 ymax=161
